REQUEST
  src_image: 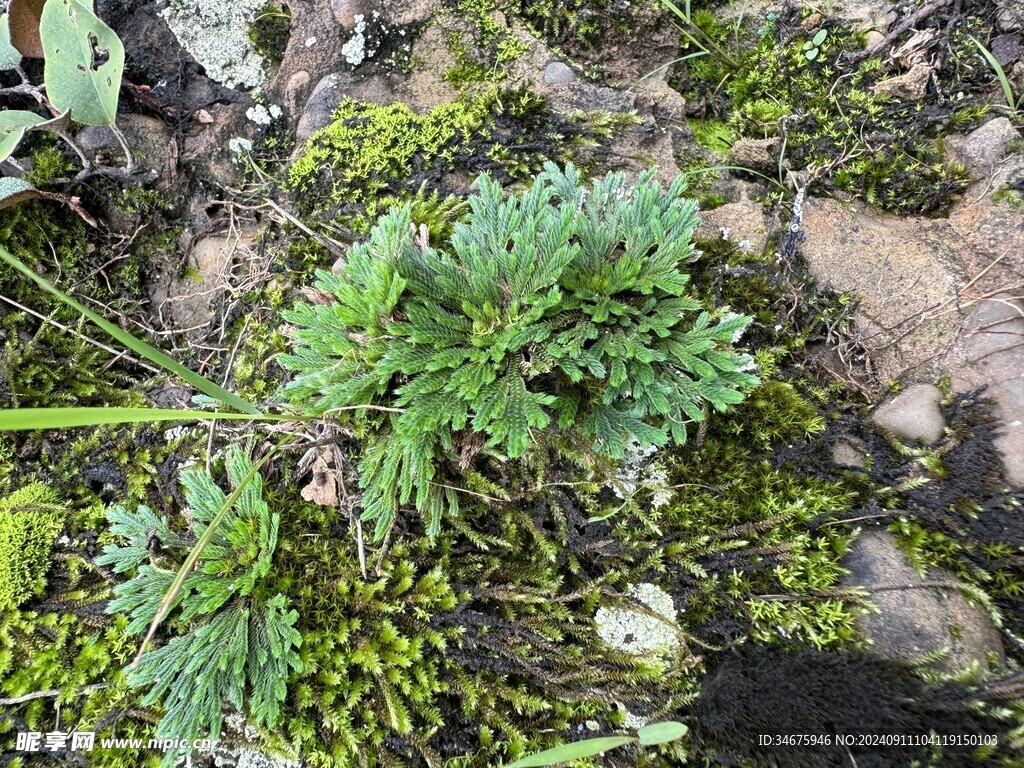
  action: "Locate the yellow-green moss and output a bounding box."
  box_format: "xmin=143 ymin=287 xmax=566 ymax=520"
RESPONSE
xmin=0 ymin=483 xmax=65 ymax=610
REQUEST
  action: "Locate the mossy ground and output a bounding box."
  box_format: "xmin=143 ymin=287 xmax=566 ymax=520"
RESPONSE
xmin=3 ymin=0 xmax=1024 ymax=764
xmin=675 ymin=4 xmax=995 ymax=214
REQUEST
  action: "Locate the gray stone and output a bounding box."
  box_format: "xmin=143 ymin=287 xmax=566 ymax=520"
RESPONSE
xmin=992 ymin=33 xmax=1024 ymax=67
xmin=871 ymin=62 xmax=931 ymax=100
xmin=295 ymin=71 xmax=396 ymax=141
xmin=331 ymin=0 xmax=368 ymax=30
xmin=949 ymin=294 xmax=1024 ymax=488
xmin=730 ymin=137 xmax=780 ymax=173
xmin=149 ymin=225 xmax=263 ymax=339
xmin=843 ymin=529 xmax=1004 ymax=672
xmin=871 ymin=383 xmax=946 ymax=444
xmin=801 ymin=197 xmax=967 ymax=387
xmin=864 ymin=30 xmax=885 ymax=50
xmin=76 ymin=114 xmax=173 ymax=177
xmin=832 ymin=437 xmax=868 ymax=469
xmin=998 ymin=0 xmax=1024 ymax=32
xmin=949 ymin=118 xmax=1021 ymax=176
xmin=379 ymin=0 xmax=440 ymax=26
xmin=543 ymin=61 xmax=576 ymax=85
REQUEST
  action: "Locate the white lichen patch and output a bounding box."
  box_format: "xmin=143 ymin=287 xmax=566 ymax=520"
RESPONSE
xmin=596 ymin=583 xmax=680 ymax=656
xmin=614 ymin=438 xmax=673 ymax=509
xmin=246 ymin=103 xmax=281 ymax=125
xmin=341 ymin=14 xmax=368 ymax=66
xmin=229 ymin=137 xmax=253 ymax=154
xmin=160 ymin=0 xmax=267 ymax=90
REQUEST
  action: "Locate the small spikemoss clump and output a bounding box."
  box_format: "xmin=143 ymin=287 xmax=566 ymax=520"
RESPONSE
xmin=0 ymin=483 xmax=65 ymax=610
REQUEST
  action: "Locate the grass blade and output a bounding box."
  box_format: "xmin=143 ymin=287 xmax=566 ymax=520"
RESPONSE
xmin=0 ymin=407 xmax=291 ymax=431
xmin=505 ymin=736 xmax=637 ymax=767
xmin=133 ymin=447 xmax=277 ymax=663
xmin=970 ymin=36 xmax=1017 ymax=110
xmin=0 ymin=244 xmax=261 ymax=414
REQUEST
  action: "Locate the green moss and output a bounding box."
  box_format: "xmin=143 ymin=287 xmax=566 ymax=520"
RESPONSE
xmin=679 ymin=20 xmax=972 ymax=214
xmin=248 ymin=2 xmax=291 ymax=66
xmin=441 ymin=0 xmax=529 ymax=86
xmin=0 ymin=483 xmax=65 ymax=610
xmin=286 ymin=88 xmax=624 ymax=226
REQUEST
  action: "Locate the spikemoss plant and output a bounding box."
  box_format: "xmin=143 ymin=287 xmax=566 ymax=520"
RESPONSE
xmin=98 ymin=448 xmax=302 ymax=764
xmin=279 ymin=162 xmax=758 ymax=537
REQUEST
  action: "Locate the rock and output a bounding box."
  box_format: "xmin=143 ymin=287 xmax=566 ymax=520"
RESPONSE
xmin=295 ymin=71 xmax=397 ymax=141
xmin=331 ymin=0 xmax=368 ymax=30
xmin=948 ymin=117 xmax=1020 ymax=177
xmin=948 ymin=295 xmax=1024 ymax=488
xmin=843 ymin=529 xmax=1005 ymax=673
xmin=543 ymin=61 xmax=576 ymax=85
xmin=595 ymin=583 xmax=680 ymax=657
xmin=160 ymin=0 xmax=268 ymax=90
xmin=695 ymin=198 xmax=770 ymax=250
xmin=864 ymin=30 xmax=885 ymax=49
xmin=180 ymin=103 xmax=252 ymax=187
xmin=149 ymin=225 xmax=263 ymax=339
xmin=800 ymin=12 xmax=823 ymax=32
xmin=77 ymin=115 xmax=174 ymax=177
xmin=998 ymin=0 xmax=1024 ymax=32
xmin=730 ymin=137 xmax=780 ymax=173
xmin=265 ymin=0 xmax=346 ymax=114
xmin=992 ymin=33 xmax=1024 ymax=67
xmin=379 ymin=0 xmax=440 ymax=26
xmin=871 ymin=62 xmax=931 ymax=100
xmin=832 ymin=437 xmax=868 ymax=469
xmin=801 ymin=197 xmax=966 ymax=386
xmin=871 ymin=384 xmax=946 ymax=444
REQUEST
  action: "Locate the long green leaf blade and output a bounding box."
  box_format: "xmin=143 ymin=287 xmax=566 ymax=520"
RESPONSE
xmin=0 ymin=244 xmax=261 ymax=414
xmin=970 ymin=36 xmax=1017 ymax=110
xmin=0 ymin=407 xmax=290 ymax=431
xmin=505 ymin=736 xmax=637 ymax=767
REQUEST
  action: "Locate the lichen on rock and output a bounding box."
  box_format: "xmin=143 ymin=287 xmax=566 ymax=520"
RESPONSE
xmin=160 ymin=0 xmax=269 ymax=90
xmin=596 ymin=583 xmax=681 ymax=656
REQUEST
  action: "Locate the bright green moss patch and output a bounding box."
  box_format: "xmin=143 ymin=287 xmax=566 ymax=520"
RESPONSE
xmin=0 ymin=483 xmax=65 ymax=610
xmin=287 ymin=88 xmax=631 ymax=216
xmin=288 ymin=97 xmax=492 ymax=204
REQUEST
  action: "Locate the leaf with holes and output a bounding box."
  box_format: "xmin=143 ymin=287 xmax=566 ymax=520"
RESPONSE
xmin=0 ymin=14 xmax=23 ymax=69
xmin=40 ymin=0 xmax=124 ymax=126
xmin=0 ymin=109 xmax=45 ymax=161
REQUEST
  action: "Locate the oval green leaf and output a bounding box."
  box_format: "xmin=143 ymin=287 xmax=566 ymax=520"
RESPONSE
xmin=40 ymin=0 xmax=124 ymax=126
xmin=637 ymin=721 xmax=689 ymax=746
xmin=505 ymin=736 xmax=637 ymax=767
xmin=0 ymin=14 xmax=23 ymax=69
xmin=805 ymin=48 xmax=819 ymax=61
xmin=0 ymin=109 xmax=45 ymax=161
xmin=812 ymin=28 xmax=828 ymax=46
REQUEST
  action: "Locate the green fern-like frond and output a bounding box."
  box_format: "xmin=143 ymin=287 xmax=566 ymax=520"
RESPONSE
xmin=279 ymin=162 xmax=759 ymax=536
xmin=99 ymin=448 xmax=301 ymax=763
